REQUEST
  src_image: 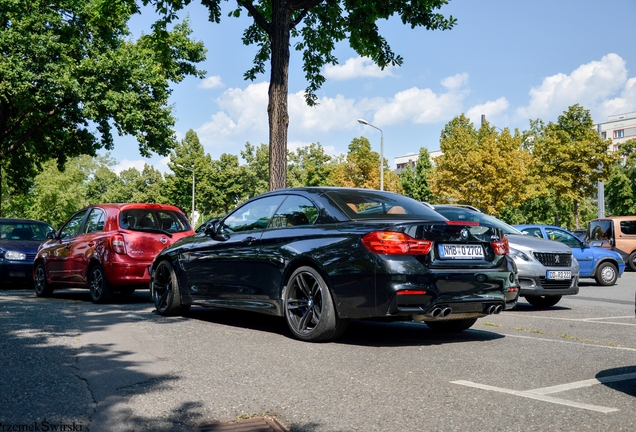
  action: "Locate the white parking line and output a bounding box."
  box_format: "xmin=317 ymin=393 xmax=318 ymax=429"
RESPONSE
xmin=451 ymin=380 xmax=619 ymax=413
xmin=505 ymin=334 xmax=636 ymax=352
xmin=530 ymin=372 xmax=636 ymax=395
xmin=517 ymin=315 xmax=636 ymax=326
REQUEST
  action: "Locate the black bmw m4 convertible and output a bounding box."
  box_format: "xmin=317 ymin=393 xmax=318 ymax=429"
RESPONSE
xmin=150 ymin=188 xmax=517 ymax=342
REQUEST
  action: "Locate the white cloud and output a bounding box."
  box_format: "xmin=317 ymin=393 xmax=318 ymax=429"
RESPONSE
xmin=441 ymin=73 xmax=469 ymax=90
xmin=516 ymin=53 xmax=628 ymax=121
xmin=198 ymin=75 xmax=224 ymax=89
xmin=370 ymin=74 xmax=470 ymax=126
xmin=112 ymin=159 xmax=147 ymax=174
xmin=323 ymin=56 xmax=397 ymax=81
xmin=466 ymin=97 xmax=510 ymax=126
xmin=599 ymin=77 xmax=636 ymax=119
xmin=192 ymin=73 xmax=474 ymax=155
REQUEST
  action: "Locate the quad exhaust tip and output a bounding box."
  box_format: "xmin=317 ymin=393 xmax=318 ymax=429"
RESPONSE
xmin=486 ymin=304 xmax=503 ymax=315
xmin=428 ymin=306 xmax=452 ymax=318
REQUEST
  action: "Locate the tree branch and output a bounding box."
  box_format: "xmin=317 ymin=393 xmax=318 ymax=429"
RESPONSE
xmin=288 ymin=0 xmax=323 ymax=11
xmin=237 ymin=0 xmax=271 ymax=35
xmin=1 ymin=100 xmax=71 ymax=158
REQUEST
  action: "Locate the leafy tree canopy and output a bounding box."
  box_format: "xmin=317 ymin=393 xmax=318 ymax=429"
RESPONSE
xmin=400 ymin=147 xmax=434 ymax=203
xmin=527 ymin=104 xmax=617 ymax=226
xmin=430 ymin=114 xmax=535 ymax=216
xmin=0 ymin=0 xmax=206 ymax=204
xmin=145 ymin=0 xmax=455 ymax=190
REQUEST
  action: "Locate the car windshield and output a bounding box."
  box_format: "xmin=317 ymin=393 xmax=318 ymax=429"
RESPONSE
xmin=325 ymin=190 xmax=446 ymax=220
xmin=120 ymin=209 xmax=190 ymax=233
xmin=0 ymin=222 xmax=53 ymax=241
xmin=434 ymin=207 xmax=522 ymax=235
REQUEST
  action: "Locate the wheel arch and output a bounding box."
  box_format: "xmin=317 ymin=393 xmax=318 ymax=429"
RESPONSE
xmin=592 ymin=258 xmax=618 ymax=275
xmin=280 ymin=257 xmax=343 ymax=318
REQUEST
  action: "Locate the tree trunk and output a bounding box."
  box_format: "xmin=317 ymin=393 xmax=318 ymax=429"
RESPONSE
xmin=267 ymin=1 xmax=291 ymax=191
xmin=574 ymin=199 xmax=580 ymax=229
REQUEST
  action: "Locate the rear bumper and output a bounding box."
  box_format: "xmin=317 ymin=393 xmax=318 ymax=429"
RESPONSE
xmin=103 ymin=260 xmax=152 ymax=287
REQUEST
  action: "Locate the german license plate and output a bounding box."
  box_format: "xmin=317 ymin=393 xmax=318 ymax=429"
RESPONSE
xmin=546 ymin=270 xmax=571 ymax=280
xmin=438 ymin=244 xmax=484 ymax=259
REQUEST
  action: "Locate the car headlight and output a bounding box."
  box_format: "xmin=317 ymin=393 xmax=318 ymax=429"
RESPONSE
xmin=509 ymin=247 xmax=532 ymax=262
xmin=5 ymin=250 xmax=27 ymax=261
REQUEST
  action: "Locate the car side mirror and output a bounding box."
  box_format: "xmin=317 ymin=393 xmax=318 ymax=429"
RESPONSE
xmin=203 ymin=219 xmax=220 ymax=237
xmin=46 ymin=230 xmax=57 ymax=240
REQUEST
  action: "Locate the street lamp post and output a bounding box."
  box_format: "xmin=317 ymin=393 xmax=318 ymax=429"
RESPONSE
xmin=357 ymin=119 xmax=384 ymax=191
xmin=175 ymin=162 xmax=195 ymax=226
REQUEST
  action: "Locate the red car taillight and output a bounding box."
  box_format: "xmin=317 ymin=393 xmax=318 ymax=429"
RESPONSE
xmin=491 ymin=236 xmax=509 ymax=255
xmin=362 ymin=231 xmax=433 ymax=255
xmin=111 ymin=234 xmax=126 ymax=254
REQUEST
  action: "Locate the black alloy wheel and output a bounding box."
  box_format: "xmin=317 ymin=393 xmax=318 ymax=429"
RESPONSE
xmin=595 ymin=262 xmax=618 ymax=286
xmin=524 ymin=295 xmax=562 ymax=308
xmin=425 ymin=318 xmax=478 ymax=332
xmin=34 ymin=263 xmax=54 ymax=297
xmin=152 ymin=260 xmax=190 ymax=316
xmin=284 ymin=266 xmax=347 ymax=342
xmin=89 ymin=264 xmax=113 ymax=304
xmin=628 ymin=252 xmax=636 ymax=272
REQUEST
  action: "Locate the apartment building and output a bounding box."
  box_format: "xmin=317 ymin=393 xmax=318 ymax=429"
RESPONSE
xmin=596 ymin=111 xmax=636 ymax=152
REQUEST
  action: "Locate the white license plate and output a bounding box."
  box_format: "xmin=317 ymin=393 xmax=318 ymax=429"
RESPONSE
xmin=546 ymin=271 xmax=571 ymax=280
xmin=438 ymin=244 xmax=484 ymax=259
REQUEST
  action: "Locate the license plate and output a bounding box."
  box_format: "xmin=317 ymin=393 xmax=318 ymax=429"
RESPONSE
xmin=438 ymin=244 xmax=484 ymax=259
xmin=546 ymin=271 xmax=571 ymax=280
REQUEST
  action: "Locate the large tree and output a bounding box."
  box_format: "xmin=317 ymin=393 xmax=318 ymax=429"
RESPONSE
xmin=399 ymin=147 xmax=434 ymax=203
xmin=147 ymin=0 xmax=456 ymax=190
xmin=0 ymin=0 xmax=206 ymax=215
xmin=526 ymin=104 xmax=617 ymax=227
xmin=429 ymin=114 xmax=535 ymax=216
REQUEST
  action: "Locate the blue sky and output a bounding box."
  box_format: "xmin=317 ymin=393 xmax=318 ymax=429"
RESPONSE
xmin=106 ymin=0 xmax=636 ymax=173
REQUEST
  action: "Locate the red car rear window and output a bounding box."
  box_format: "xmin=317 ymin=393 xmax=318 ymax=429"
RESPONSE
xmin=120 ymin=209 xmax=190 ymax=233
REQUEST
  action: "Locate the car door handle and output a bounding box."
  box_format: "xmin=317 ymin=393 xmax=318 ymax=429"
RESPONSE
xmin=242 ymin=236 xmax=257 ymax=245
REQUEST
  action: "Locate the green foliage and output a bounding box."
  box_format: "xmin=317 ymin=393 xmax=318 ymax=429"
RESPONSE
xmin=400 ymin=147 xmax=433 ymax=202
xmin=145 ymin=0 xmax=455 ymax=190
xmin=0 ymin=0 xmax=206 ymax=213
xmin=240 ymin=142 xmax=270 ymax=197
xmin=527 ymin=104 xmax=618 ymax=227
xmin=606 ymin=165 xmax=636 ymax=216
xmin=429 ymin=114 xmax=535 ymax=216
xmin=287 ymin=142 xmax=334 ymax=187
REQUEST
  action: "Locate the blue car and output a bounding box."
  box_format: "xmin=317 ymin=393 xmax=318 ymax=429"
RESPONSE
xmin=0 ymin=218 xmax=55 ymax=286
xmin=515 ymin=225 xmax=625 ymax=286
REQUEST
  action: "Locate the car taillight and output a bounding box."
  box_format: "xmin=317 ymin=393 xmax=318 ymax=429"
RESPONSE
xmin=362 ymin=231 xmax=432 ymax=255
xmin=111 ymin=234 xmax=126 ymax=254
xmin=491 ymin=236 xmax=509 ymax=255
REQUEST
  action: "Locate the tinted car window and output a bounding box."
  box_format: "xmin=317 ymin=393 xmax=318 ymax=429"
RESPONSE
xmin=223 ymin=196 xmax=286 ymax=233
xmin=588 ymin=220 xmax=612 ymax=240
xmin=520 ymin=228 xmax=543 ymax=238
xmin=434 ymin=207 xmax=522 ymax=235
xmin=269 ymin=195 xmax=318 ymax=228
xmin=0 ymin=222 xmax=53 ymax=241
xmin=545 ymin=227 xmax=583 ymax=248
xmin=120 ymin=209 xmax=190 ymax=233
xmin=60 ymin=211 xmax=88 ymax=239
xmin=619 ymin=220 xmax=636 ymax=235
xmin=84 ymin=209 xmax=106 ymax=234
xmin=325 ymin=190 xmax=444 ymax=220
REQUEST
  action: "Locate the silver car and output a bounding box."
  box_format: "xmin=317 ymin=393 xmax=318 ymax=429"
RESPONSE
xmin=430 ymin=205 xmax=579 ymax=308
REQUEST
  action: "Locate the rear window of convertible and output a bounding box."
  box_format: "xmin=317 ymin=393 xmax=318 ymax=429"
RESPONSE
xmin=324 ymin=190 xmax=446 ymax=220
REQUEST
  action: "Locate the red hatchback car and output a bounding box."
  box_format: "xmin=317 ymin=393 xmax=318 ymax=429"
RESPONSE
xmin=34 ymin=203 xmax=194 ymax=303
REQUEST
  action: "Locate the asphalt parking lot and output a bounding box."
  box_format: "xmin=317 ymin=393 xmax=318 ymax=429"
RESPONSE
xmin=1 ymin=273 xmax=634 ymax=432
